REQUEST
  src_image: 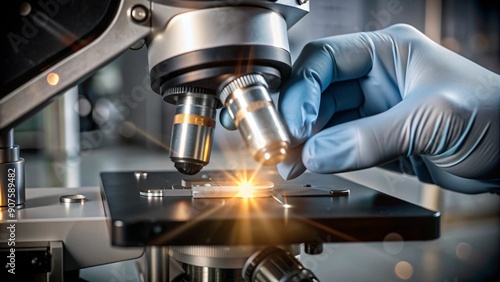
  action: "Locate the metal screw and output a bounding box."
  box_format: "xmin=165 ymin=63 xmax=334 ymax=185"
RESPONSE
xmin=131 ymin=5 xmax=148 ymax=23
xmin=297 ymin=0 xmax=308 ymax=5
xmin=130 ymin=38 xmax=146 ymax=50
xmin=304 ymin=242 xmax=323 ymax=255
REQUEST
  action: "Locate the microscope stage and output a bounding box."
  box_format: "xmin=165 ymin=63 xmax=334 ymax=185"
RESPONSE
xmin=100 ymin=170 xmax=440 ymax=247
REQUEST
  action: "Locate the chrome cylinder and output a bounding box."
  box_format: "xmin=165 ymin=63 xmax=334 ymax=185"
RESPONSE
xmin=146 ymin=246 xmax=169 ymax=282
xmin=219 ymin=74 xmax=290 ymax=165
xmin=0 ymin=129 xmax=25 ymax=209
xmin=166 ymin=88 xmax=218 ymax=175
xmin=148 ymin=6 xmax=289 ymax=64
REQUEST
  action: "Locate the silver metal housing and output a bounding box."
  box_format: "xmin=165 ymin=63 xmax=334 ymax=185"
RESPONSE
xmin=148 ymin=5 xmax=293 ymax=94
xmin=0 ymin=187 xmax=143 ymax=271
xmin=148 ymin=6 xmax=289 ymax=78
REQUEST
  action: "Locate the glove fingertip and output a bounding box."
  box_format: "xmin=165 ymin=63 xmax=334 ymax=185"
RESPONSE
xmin=301 ymin=129 xmax=358 ymax=174
xmin=277 ymin=144 xmax=307 ymax=180
xmin=279 ymin=79 xmax=323 ymax=145
xmin=277 ymin=161 xmax=306 ymax=180
xmin=219 ymin=108 xmax=237 ymax=131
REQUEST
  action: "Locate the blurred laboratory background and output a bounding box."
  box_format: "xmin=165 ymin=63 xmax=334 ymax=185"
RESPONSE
xmin=14 ymin=0 xmax=499 ymax=281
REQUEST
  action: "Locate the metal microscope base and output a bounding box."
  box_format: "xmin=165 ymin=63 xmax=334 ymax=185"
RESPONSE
xmin=0 ymin=187 xmax=143 ymax=282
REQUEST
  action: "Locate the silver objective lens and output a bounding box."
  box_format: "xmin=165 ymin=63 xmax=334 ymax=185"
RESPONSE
xmin=219 ymin=74 xmax=290 ymax=165
xmin=165 ymin=88 xmax=218 ymax=175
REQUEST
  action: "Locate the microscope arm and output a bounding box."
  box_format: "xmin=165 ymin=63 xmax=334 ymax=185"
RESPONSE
xmin=0 ymin=0 xmax=151 ymax=132
xmin=0 ymin=0 xmax=308 ymax=133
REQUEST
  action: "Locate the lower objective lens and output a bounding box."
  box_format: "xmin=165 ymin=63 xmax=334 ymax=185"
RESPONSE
xmin=219 ymin=74 xmax=290 ymax=166
xmin=167 ymin=88 xmax=217 ymax=175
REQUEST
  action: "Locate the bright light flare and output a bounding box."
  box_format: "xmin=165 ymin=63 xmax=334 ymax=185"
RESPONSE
xmin=236 ymin=180 xmax=257 ymax=198
xmin=229 ymin=166 xmax=263 ymax=198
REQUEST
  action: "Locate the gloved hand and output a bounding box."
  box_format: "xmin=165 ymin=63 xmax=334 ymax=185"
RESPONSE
xmin=277 ymin=24 xmax=500 ymax=194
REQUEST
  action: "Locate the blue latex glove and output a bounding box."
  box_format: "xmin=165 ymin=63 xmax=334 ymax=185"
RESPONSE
xmin=278 ymin=24 xmax=500 ymax=194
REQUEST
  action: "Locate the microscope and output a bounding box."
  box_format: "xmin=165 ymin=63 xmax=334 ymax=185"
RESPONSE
xmin=1 ymin=0 xmax=304 ymax=204
xmin=1 ymin=1 xmax=440 ymax=281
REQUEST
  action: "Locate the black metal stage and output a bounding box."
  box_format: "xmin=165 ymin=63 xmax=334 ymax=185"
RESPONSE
xmin=100 ymin=169 xmax=440 ymax=247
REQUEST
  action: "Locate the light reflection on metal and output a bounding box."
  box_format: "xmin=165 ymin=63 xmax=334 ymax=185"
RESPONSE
xmin=272 ymin=191 xmax=285 ymax=205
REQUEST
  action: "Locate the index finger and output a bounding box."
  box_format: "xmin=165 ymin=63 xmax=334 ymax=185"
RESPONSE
xmin=278 ymin=31 xmax=375 ymax=145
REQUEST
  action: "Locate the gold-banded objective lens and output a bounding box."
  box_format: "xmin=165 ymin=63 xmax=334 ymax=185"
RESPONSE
xmin=164 ymin=88 xmax=218 ymax=175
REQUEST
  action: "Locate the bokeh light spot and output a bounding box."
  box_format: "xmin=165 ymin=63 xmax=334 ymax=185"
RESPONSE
xmin=75 ymin=98 xmax=92 ymax=117
xmin=383 ymin=233 xmax=405 ymax=254
xmin=456 ymin=242 xmax=472 ymax=261
xmin=395 ymin=261 xmax=413 ymax=280
xmin=120 ymin=121 xmax=137 ymax=138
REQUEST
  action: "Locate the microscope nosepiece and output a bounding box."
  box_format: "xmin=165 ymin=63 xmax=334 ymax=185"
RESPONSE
xmin=220 ymin=74 xmax=290 ymax=166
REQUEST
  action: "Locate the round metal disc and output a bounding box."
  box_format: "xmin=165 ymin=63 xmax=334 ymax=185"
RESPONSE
xmin=59 ymin=194 xmax=87 ymax=203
